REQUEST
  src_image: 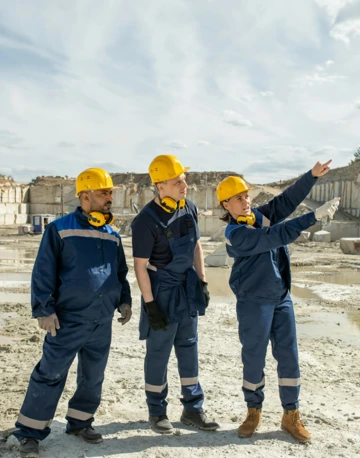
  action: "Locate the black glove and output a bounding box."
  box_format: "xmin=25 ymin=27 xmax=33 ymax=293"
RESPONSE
xmin=201 ymin=281 xmax=210 ymax=308
xmin=145 ymin=300 xmax=169 ymax=331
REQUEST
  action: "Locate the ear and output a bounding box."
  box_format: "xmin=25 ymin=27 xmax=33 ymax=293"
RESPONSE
xmin=156 ymin=182 xmax=164 ymax=192
xmin=222 ymin=200 xmax=230 ymax=211
xmin=80 ymin=192 xmax=91 ymax=204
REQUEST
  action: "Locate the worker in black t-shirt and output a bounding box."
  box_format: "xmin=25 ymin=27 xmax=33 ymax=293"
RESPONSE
xmin=131 ymin=154 xmax=219 ymax=434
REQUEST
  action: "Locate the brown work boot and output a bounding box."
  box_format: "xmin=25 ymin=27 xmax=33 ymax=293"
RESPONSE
xmin=237 ymin=408 xmax=262 ymax=438
xmin=281 ymin=409 xmax=311 ymax=442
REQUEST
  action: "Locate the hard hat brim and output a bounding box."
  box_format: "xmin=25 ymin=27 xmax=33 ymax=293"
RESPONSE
xmin=75 ymin=186 xmax=120 ymax=197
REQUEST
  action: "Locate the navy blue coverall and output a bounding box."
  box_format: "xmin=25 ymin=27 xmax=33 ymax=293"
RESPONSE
xmin=132 ymin=200 xmax=207 ymax=417
xmin=225 ymin=171 xmax=318 ymax=410
xmin=14 ymin=207 xmax=131 ymax=441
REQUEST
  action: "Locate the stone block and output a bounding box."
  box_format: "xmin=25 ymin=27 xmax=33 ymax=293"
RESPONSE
xmin=209 ymin=225 xmax=226 ymax=242
xmin=340 ymin=238 xmax=360 ymax=255
xmin=15 ymin=214 xmax=28 ymax=224
xmin=313 ymin=230 xmax=331 ymax=243
xmin=4 ymin=214 xmax=15 ymax=224
xmin=295 ymin=231 xmax=311 ymax=243
xmin=205 ymin=243 xmax=234 ymax=267
xmin=18 ymin=203 xmax=29 ymax=214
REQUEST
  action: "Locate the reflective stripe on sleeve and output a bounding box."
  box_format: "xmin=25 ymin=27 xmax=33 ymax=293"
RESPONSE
xmin=58 ymin=229 xmax=119 ymax=246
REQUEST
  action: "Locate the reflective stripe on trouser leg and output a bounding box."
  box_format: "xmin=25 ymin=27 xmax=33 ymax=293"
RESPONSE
xmin=270 ymin=293 xmax=300 ymax=410
xmin=144 ymin=323 xmax=177 ymax=416
xmin=13 ymin=319 xmax=92 ymax=441
xmin=237 ymin=299 xmax=274 ymax=409
xmin=175 ymin=315 xmax=204 ymax=413
xmin=66 ymin=319 xmax=112 ymax=432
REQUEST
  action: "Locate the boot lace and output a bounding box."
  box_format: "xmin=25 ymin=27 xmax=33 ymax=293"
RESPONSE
xmin=247 ymin=408 xmax=259 ymax=421
xmin=290 ymin=410 xmax=304 ymax=427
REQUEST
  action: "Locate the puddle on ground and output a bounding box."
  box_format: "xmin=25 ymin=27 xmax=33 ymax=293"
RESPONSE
xmin=205 ymin=268 xmax=323 ymax=300
xmin=307 ymin=271 xmax=360 ymax=286
xmin=0 ymin=247 xmax=37 ymax=264
xmin=293 ymin=268 xmax=360 ymax=286
xmin=297 ymin=310 xmax=360 ymax=347
xmin=0 ymin=273 xmax=31 ymax=282
xmin=0 ymin=292 xmax=30 ymax=303
xmin=291 ymin=284 xmax=321 ymax=300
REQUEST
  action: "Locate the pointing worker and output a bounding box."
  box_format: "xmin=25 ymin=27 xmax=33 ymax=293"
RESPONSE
xmin=216 ymin=160 xmax=339 ymax=442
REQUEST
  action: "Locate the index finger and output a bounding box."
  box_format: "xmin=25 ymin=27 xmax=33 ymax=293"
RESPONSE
xmin=322 ymin=159 xmax=332 ymax=166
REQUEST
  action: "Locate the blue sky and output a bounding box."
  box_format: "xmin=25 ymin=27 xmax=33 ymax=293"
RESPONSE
xmin=0 ymin=0 xmax=359 ymax=183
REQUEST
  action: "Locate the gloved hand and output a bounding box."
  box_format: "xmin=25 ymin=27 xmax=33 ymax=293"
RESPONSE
xmin=201 ymin=280 xmax=210 ymax=308
xmin=314 ymin=197 xmax=340 ymax=221
xmin=145 ymin=300 xmax=169 ymax=331
xmin=37 ymin=313 xmax=60 ymax=337
xmin=117 ymin=303 xmax=132 ymax=325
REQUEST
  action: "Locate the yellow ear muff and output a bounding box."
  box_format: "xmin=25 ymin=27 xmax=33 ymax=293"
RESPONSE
xmin=160 ymin=197 xmax=186 ymax=213
xmin=88 ymin=211 xmax=114 ymax=227
xmin=237 ymin=211 xmax=256 ymax=226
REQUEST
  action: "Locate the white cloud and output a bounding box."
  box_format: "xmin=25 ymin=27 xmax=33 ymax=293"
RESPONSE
xmin=260 ymin=91 xmax=274 ymax=97
xmin=57 ymin=141 xmax=76 ymax=148
xmin=315 ymin=0 xmax=360 ymax=43
xmin=0 ymin=0 xmax=358 ymax=182
xmin=331 ymin=19 xmax=360 ymax=43
xmin=222 ymin=110 xmax=252 ymax=127
xmin=355 ymin=99 xmax=360 ymax=109
xmin=165 ymin=140 xmax=188 ymax=149
xmin=197 ymin=140 xmax=210 ymax=146
xmin=314 ymin=0 xmax=352 ymax=23
xmin=296 ymin=72 xmax=346 ymax=87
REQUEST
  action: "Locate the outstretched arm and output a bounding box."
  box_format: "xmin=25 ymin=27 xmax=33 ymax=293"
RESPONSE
xmin=256 ymin=160 xmax=331 ymax=225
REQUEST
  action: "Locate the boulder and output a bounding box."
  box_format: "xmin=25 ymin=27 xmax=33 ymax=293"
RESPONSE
xmin=295 ymin=231 xmax=311 ymax=243
xmin=340 ymin=238 xmax=360 ymax=255
xmin=313 ymin=230 xmax=331 ymax=243
xmin=205 ymin=243 xmax=234 ymax=267
xmin=209 ymin=225 xmax=226 ymax=242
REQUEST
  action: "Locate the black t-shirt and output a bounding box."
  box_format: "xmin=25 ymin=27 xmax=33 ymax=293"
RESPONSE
xmin=131 ymin=199 xmax=200 ymax=268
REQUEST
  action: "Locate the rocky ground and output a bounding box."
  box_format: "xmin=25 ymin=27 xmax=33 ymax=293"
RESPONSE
xmin=0 ymin=227 xmax=359 ymax=458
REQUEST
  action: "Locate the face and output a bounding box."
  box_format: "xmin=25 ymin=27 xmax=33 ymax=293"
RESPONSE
xmin=222 ymin=191 xmax=251 ymax=219
xmin=81 ymin=189 xmax=113 ymax=214
xmin=157 ymin=173 xmax=188 ymax=202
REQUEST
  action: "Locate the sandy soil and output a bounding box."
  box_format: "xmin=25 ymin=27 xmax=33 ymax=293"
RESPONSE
xmin=0 ymin=229 xmax=359 ymax=458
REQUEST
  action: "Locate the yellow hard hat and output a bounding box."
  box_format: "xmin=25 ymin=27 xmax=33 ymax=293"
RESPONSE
xmin=216 ymin=176 xmax=250 ymax=203
xmin=76 ymin=168 xmax=114 ymax=196
xmin=148 ymin=155 xmax=190 ymax=183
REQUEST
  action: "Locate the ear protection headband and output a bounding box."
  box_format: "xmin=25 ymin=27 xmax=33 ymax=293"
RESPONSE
xmin=160 ymin=197 xmax=186 ymax=213
xmin=87 ymin=211 xmax=114 ymax=227
xmin=237 ymin=211 xmax=256 ymax=226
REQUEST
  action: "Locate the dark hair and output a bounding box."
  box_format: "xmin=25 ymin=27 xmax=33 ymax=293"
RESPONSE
xmin=219 ymin=202 xmax=231 ymax=222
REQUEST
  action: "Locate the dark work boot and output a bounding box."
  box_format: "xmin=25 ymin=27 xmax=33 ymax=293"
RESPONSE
xmin=19 ymin=438 xmax=39 ymax=458
xmin=67 ymin=426 xmax=103 ymax=443
xmin=180 ymin=410 xmax=220 ymax=431
xmin=149 ymin=415 xmax=173 ymax=434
